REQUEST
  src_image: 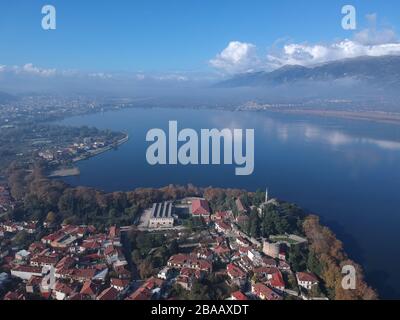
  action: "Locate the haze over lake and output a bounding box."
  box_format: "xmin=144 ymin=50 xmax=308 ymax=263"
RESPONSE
xmin=58 ymin=107 xmax=400 ymax=299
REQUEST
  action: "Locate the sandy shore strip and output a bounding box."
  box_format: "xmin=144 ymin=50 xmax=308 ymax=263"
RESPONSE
xmin=48 ymin=167 xmax=80 ymax=178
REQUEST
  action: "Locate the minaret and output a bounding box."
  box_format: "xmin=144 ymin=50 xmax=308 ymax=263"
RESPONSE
xmin=265 ymin=187 xmax=269 ymax=204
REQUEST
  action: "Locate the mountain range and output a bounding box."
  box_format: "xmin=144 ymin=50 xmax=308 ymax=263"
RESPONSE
xmin=217 ymin=55 xmax=400 ymax=88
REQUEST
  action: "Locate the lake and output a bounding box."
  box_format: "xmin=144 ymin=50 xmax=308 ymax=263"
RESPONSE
xmin=58 ymin=107 xmax=400 ymax=299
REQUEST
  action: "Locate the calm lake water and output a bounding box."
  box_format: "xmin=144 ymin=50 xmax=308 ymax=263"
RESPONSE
xmin=59 ymin=107 xmax=400 ymax=299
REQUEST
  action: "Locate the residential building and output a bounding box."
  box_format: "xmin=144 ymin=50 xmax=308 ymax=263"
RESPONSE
xmin=252 ymin=283 xmax=282 ymax=301
xmin=296 ymin=272 xmax=319 ymax=290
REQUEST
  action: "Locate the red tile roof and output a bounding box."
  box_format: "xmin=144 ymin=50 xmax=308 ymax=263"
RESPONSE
xmin=191 ymin=199 xmax=210 ymax=216
xmin=252 ymin=283 xmax=282 ymax=300
xmin=80 ymin=280 xmax=100 ymax=296
xmin=144 ymin=277 xmax=164 ymax=290
xmin=4 ymin=291 xmax=25 ymax=300
xmin=54 ymin=282 xmax=74 ymax=295
xmin=126 ymin=287 xmax=152 ymax=301
xmin=296 ymin=272 xmax=319 ymax=283
xmin=97 ymin=287 xmax=119 ymax=301
xmin=215 ymin=221 xmax=231 ymax=232
xmin=227 ymin=263 xmax=246 ymax=279
xmin=12 ymin=265 xmax=42 ymax=274
xmin=110 ymin=278 xmax=130 ymax=290
xmin=269 ymin=271 xmax=285 ymax=289
xmin=56 ymin=256 xmax=76 ymax=270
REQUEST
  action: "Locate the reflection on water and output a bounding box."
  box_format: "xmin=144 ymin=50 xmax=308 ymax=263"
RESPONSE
xmin=59 ymin=108 xmax=400 ymax=299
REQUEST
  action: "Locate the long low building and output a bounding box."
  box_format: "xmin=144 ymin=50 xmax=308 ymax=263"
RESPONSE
xmin=11 ymin=265 xmax=44 ymax=281
xmin=149 ymin=202 xmax=175 ymax=229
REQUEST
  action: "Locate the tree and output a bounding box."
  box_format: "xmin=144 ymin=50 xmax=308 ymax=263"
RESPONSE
xmin=188 ymin=281 xmax=210 ymax=300
xmin=248 ymin=209 xmax=260 ymax=237
xmin=46 ymin=211 xmax=57 ymax=224
xmin=303 ymin=215 xmax=378 ymax=300
xmin=288 ymin=245 xmax=308 ymax=272
xmin=138 ymin=258 xmax=154 ymax=279
xmin=131 ymin=249 xmax=142 ymax=265
xmin=13 ymin=231 xmax=32 ymax=247
xmin=168 ymin=240 xmax=179 ymax=255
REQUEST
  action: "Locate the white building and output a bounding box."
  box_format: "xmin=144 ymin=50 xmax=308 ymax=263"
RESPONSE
xmin=157 ymin=267 xmax=172 ymax=280
xmin=11 ymin=266 xmax=43 ymax=281
xmin=149 ymin=202 xmax=175 ymax=229
xmin=296 ymin=272 xmax=319 ymax=290
xmin=247 ymin=249 xmax=263 ymax=266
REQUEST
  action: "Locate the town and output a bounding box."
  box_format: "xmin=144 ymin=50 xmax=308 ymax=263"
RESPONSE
xmin=0 ymin=122 xmax=128 ymax=177
xmin=0 ymin=188 xmax=327 ymax=301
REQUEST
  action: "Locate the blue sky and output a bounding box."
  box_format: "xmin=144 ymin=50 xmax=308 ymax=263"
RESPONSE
xmin=0 ymin=0 xmax=400 ymax=74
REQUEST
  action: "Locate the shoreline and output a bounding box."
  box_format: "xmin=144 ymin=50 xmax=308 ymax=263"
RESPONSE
xmin=266 ymin=109 xmax=400 ymax=125
xmin=48 ymin=133 xmax=129 ymax=178
xmin=72 ymin=133 xmax=129 ymax=162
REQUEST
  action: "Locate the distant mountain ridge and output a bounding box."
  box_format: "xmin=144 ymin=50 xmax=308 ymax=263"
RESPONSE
xmin=217 ymin=55 xmax=400 ymax=88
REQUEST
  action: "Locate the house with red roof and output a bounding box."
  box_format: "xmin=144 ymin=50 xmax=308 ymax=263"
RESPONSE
xmin=113 ymin=264 xmax=131 ymax=279
xmin=11 ymin=265 xmax=43 ymax=281
xmin=213 ymin=244 xmax=231 ymax=257
xmin=212 ymin=211 xmax=230 ymax=221
xmin=111 ymin=278 xmax=130 ymax=292
xmin=28 ymin=242 xmax=46 ymax=254
xmin=191 ymin=199 xmax=211 ymax=220
xmin=168 ymin=254 xmax=212 ymax=273
xmin=26 ymin=276 xmax=42 ymax=294
xmin=268 ymin=271 xmax=286 ymax=292
xmin=80 ymin=280 xmax=101 ymax=299
xmin=227 ymin=263 xmax=246 ymax=280
xmin=215 ymin=221 xmax=231 ymax=234
xmin=126 ymin=277 xmax=164 ymax=300
xmin=296 ymin=272 xmax=319 ymax=290
xmin=126 ymin=286 xmax=152 ymax=300
xmin=30 ymin=254 xmax=60 ymax=268
xmin=3 ymin=291 xmax=26 ymax=300
xmin=56 ymin=256 xmax=76 ymax=270
xmin=227 ymin=263 xmax=247 ymax=287
xmin=96 ymin=287 xmax=119 ymax=300
xmin=193 ymin=246 xmax=214 ymax=261
xmin=252 ymin=283 xmax=282 ymax=301
xmin=253 ymin=266 xmax=280 ymax=280
xmin=54 ymin=281 xmax=75 ymax=300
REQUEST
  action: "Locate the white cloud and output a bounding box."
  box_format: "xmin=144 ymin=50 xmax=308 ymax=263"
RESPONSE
xmin=210 ymin=41 xmax=260 ymax=74
xmin=153 ymin=74 xmax=188 ymax=81
xmin=266 ymin=39 xmax=400 ymax=69
xmin=134 ymin=72 xmax=191 ymax=82
xmin=211 ymin=15 xmax=400 ymax=74
xmin=88 ymin=72 xmax=113 ymax=79
xmin=0 ymin=63 xmax=58 ymax=77
xmin=18 ymin=63 xmax=57 ymax=77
